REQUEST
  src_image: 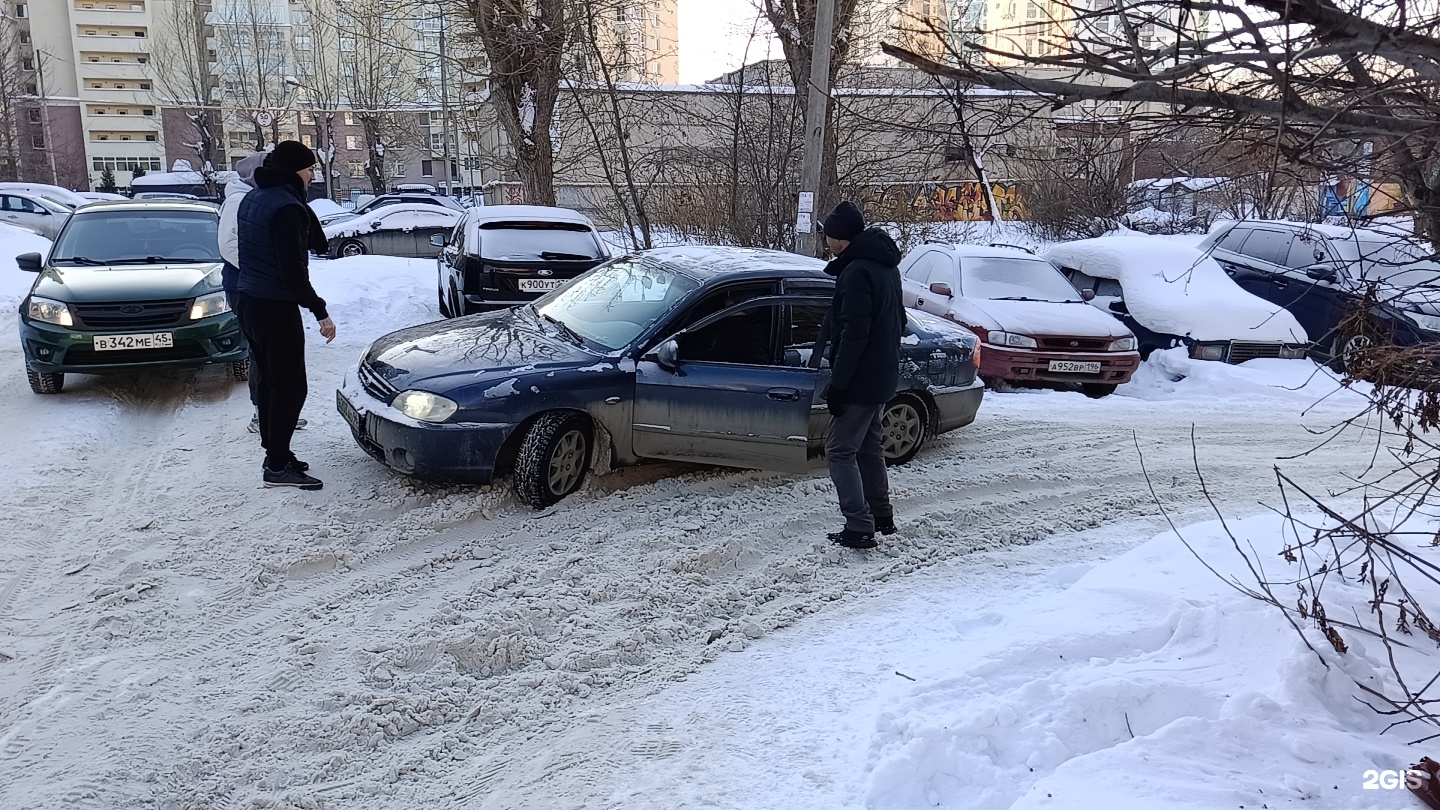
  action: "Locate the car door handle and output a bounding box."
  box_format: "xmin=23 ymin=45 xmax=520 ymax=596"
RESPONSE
xmin=1274 ymin=278 xmax=1289 ymax=289
xmin=767 ymin=387 xmax=800 ymax=402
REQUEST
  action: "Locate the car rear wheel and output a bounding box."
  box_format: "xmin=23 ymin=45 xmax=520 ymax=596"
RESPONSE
xmin=231 ymin=359 xmax=250 ymax=381
xmin=514 ymin=412 xmax=592 ymax=508
xmin=881 ymin=395 xmax=928 ymax=466
xmin=1330 ymin=333 xmax=1372 ymax=374
xmin=338 ymin=239 xmax=367 ymax=258
xmin=27 ymin=366 xmax=63 ymax=394
xmin=1082 ymin=383 xmax=1118 ymax=398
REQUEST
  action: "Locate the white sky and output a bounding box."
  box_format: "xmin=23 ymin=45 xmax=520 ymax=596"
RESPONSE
xmin=678 ymin=0 xmax=781 ymax=83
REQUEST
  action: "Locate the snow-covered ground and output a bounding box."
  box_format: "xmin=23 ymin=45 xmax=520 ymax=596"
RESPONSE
xmin=0 ymin=232 xmax=1429 ymax=808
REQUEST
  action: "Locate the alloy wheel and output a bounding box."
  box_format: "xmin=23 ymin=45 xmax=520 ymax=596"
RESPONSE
xmin=882 ymin=401 xmax=923 ymax=460
xmin=547 ymin=429 xmax=588 ymax=495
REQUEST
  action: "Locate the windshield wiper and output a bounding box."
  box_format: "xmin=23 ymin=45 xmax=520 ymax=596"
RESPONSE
xmin=51 ymin=256 xmax=106 ymax=266
xmin=536 ymin=308 xmax=586 ymax=347
xmin=992 ymin=296 xmax=1040 ymax=302
xmin=540 ymin=251 xmax=597 ymax=261
xmin=107 ymin=256 xmax=212 ymax=265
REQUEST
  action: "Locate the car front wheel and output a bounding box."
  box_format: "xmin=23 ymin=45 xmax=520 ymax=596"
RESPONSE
xmin=881 ymin=395 xmax=929 ymax=466
xmin=1082 ymin=383 xmax=1117 ymax=398
xmin=514 ymin=412 xmax=592 ymax=508
xmin=1330 ymin=332 xmax=1372 ymax=374
xmin=27 ymin=366 xmax=63 ymax=394
xmin=338 ymin=239 xmax=367 ymax=258
xmin=231 ymin=359 xmax=250 ymax=381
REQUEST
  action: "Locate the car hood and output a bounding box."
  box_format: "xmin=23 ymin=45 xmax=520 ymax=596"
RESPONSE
xmin=364 ymin=307 xmax=600 ymax=394
xmin=33 ymin=262 xmax=221 ymax=303
xmin=966 ymin=298 xmax=1132 ymax=339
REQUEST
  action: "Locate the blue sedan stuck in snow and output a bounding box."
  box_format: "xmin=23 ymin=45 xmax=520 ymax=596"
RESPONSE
xmin=338 ymin=246 xmax=985 ymax=506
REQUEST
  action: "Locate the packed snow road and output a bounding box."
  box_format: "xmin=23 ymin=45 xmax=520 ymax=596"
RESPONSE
xmin=0 ymin=255 xmax=1401 ymax=808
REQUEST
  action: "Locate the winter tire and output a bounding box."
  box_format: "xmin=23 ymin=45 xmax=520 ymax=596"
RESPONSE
xmin=514 ymin=412 xmax=592 ymax=508
xmin=1082 ymin=383 xmax=1117 ymax=398
xmin=27 ymin=366 xmax=63 ymax=394
xmin=338 ymin=239 xmax=367 ymax=258
xmin=881 ymin=395 xmax=928 ymax=467
xmin=231 ymin=359 xmax=250 ymax=381
xmin=1330 ymin=333 xmax=1372 ymax=374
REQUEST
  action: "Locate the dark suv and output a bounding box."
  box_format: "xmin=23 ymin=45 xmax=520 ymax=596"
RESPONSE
xmin=434 ymin=205 xmax=609 ymax=316
xmin=1199 ymin=221 xmax=1440 ymax=371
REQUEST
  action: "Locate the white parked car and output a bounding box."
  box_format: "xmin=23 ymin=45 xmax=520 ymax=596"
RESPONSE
xmin=0 ymin=182 xmax=88 ymax=209
xmin=0 ymin=190 xmax=72 ymax=239
xmin=899 ymin=243 xmax=1141 ymax=396
xmin=1043 ymin=237 xmax=1310 ymax=363
xmin=321 ymin=203 xmax=463 ymax=258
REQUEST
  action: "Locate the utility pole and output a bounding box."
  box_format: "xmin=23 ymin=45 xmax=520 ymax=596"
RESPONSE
xmin=794 ymin=0 xmax=836 ymax=257
xmin=438 ymin=7 xmax=452 ymax=196
xmin=35 ymin=50 xmax=58 ymax=186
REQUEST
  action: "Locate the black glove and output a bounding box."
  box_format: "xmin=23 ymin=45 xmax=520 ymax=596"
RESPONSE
xmin=826 ymin=387 xmax=848 ymax=417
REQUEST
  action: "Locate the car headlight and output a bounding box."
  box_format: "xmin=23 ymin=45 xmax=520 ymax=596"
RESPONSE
xmin=27 ymin=296 xmax=73 ymax=327
xmin=393 ymin=389 xmax=458 ymax=422
xmin=1109 ymin=336 xmax=1137 ymax=352
xmin=1406 ymin=311 xmax=1440 ymax=334
xmin=989 ymin=331 xmax=1038 ymax=349
xmin=190 ymin=291 xmax=231 ymax=320
xmin=1193 ymin=343 xmax=1228 ymax=361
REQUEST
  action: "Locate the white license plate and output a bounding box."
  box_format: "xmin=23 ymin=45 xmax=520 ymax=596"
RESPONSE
xmin=337 ymin=391 xmax=363 ymax=435
xmin=1048 ymin=360 xmax=1101 ymax=374
xmin=94 ymin=332 xmax=174 ymax=351
xmin=518 ymin=279 xmax=564 ymax=293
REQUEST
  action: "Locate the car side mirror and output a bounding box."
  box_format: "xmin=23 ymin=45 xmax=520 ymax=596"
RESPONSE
xmin=1081 ymin=289 xmax=1096 ymax=302
xmin=430 ymin=233 xmax=447 ymax=247
xmin=16 ymin=252 xmax=42 ymax=272
xmin=371 ymin=221 xmax=382 ymax=229
xmin=1305 ymin=265 xmax=1338 ymax=282
xmin=650 ymin=338 xmax=680 ymax=371
xmin=928 ymin=281 xmax=954 ymax=298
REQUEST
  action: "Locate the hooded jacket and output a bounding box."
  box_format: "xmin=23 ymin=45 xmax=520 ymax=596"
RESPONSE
xmin=236 ymin=166 xmax=330 ymax=320
xmin=820 ymin=227 xmax=906 ymax=405
xmin=219 ymin=151 xmax=265 ymax=292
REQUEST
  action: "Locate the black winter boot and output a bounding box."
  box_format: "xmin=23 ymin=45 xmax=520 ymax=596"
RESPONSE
xmin=827 ymin=529 xmax=877 ymax=549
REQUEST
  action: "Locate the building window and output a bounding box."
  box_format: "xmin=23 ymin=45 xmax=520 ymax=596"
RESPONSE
xmin=134 ymin=30 xmax=145 ymax=37
xmin=139 ymin=82 xmax=150 ymax=89
xmin=136 ymin=56 xmax=147 ymax=64
xmin=26 ymin=108 xmax=38 ymax=123
xmin=301 ymin=134 xmax=313 ymax=147
xmin=16 ymin=4 xmax=27 ymax=18
xmin=339 ymin=37 xmax=355 ymax=53
xmin=25 ymin=84 xmax=36 ymax=95
xmin=348 ymin=160 xmax=365 ymax=178
xmin=391 ymin=162 xmax=406 ymax=178
xmin=346 ymin=135 xmax=362 ymax=150
xmin=21 ymin=58 xmax=33 ymax=71
xmin=31 ymin=134 xmax=44 ymax=148
xmin=145 ymin=134 xmax=155 ymax=141
xmin=117 ymin=108 xmax=128 ymax=114
xmin=420 ymin=159 xmax=433 ymax=177
xmin=345 ymin=112 xmax=356 ymax=125
xmin=294 ymin=35 xmax=311 ymax=51
xmin=142 ymin=108 xmax=153 ymax=115
xmin=19 ymin=30 xmax=29 ymax=43
xmin=418 ymin=112 xmax=431 ymax=126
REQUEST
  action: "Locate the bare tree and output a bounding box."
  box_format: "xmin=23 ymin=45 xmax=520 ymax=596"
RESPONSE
xmin=337 ymin=0 xmax=421 ymax=195
xmin=0 ymin=19 xmax=26 ymax=182
xmin=210 ymin=0 xmax=297 ymax=150
xmin=153 ymin=0 xmax=224 ymax=193
xmin=293 ymin=0 xmax=346 ymax=198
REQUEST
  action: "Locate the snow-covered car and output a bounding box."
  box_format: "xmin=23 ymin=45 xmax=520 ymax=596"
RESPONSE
xmin=1044 ymin=237 xmax=1310 ymax=364
xmin=338 ymin=246 xmax=985 ymax=506
xmin=319 ymin=192 xmax=465 ymax=226
xmin=16 ymin=199 xmax=249 ymax=394
xmin=0 ymin=191 xmax=73 ymax=239
xmin=0 ymin=182 xmax=88 ymax=209
xmin=899 ymin=243 xmax=1140 ymax=397
xmin=322 ymin=203 xmax=463 ymax=258
xmin=76 ymin=191 xmax=129 ymax=204
xmin=1198 ymin=221 xmax=1440 ymax=371
xmin=435 ymin=205 xmax=609 ymax=316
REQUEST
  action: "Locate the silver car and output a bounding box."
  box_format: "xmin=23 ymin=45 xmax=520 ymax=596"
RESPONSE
xmin=0 ymin=191 xmax=71 ymax=239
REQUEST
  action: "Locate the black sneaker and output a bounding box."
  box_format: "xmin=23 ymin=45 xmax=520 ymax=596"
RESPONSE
xmin=876 ymin=518 xmax=897 ymax=536
xmin=249 ymin=417 xmax=308 ymax=434
xmin=827 ymin=529 xmax=877 ymax=549
xmin=263 ymin=462 xmax=323 ymax=491
xmin=262 ymin=459 xmax=309 ymax=472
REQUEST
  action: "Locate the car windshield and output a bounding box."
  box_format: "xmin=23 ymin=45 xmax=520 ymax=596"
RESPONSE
xmin=532 ymin=257 xmax=701 ymax=351
xmin=960 ymin=257 xmax=1083 ymax=302
xmin=479 ymin=223 xmax=603 ymax=262
xmin=51 ymin=210 xmax=220 ymax=265
xmin=33 ymin=195 xmax=72 ymax=213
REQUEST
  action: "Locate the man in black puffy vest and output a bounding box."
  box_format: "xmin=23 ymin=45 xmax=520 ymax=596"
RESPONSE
xmin=235 ymin=141 xmax=336 ymax=490
xmin=817 ymin=201 xmax=904 ymax=549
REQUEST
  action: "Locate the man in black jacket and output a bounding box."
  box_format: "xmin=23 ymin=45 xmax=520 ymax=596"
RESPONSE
xmin=817 ymin=201 xmax=905 ymax=549
xmin=235 ymin=141 xmax=336 ymax=490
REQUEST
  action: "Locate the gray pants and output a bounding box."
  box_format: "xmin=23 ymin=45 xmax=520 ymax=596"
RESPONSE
xmin=826 ymin=404 xmax=892 ymax=533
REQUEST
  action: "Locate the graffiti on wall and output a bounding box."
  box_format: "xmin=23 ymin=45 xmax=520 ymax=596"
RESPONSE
xmin=855 ymin=181 xmax=1028 ymax=222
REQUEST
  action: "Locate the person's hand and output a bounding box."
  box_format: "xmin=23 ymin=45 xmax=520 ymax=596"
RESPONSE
xmin=318 ymin=317 xmax=337 ymax=343
xmin=826 ymin=387 xmax=847 ymax=417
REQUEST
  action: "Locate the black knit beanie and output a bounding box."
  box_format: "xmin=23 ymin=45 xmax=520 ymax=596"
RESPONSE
xmin=822 ymin=200 xmax=865 ymax=241
xmin=265 ymin=140 xmax=318 ymax=173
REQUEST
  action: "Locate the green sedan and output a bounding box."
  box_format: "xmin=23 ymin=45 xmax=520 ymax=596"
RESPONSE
xmin=16 ymin=199 xmax=249 ymax=394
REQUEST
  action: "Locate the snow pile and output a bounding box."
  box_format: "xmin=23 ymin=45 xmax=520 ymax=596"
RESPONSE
xmin=324 ymin=205 xmax=461 ymax=240
xmin=861 ymin=514 xmax=1422 ymax=809
xmin=1118 ymin=347 xmax=1367 ymax=404
xmin=1043 ymin=236 xmax=1307 ymax=343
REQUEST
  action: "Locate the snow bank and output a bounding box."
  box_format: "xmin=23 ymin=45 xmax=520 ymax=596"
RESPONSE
xmin=1043 ymin=237 xmax=1308 ymax=343
xmin=1118 ymin=347 xmax=1367 ymax=404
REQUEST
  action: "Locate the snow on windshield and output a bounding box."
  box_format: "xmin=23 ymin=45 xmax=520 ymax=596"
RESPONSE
xmin=1042 ymin=237 xmax=1308 ymax=343
xmin=960 ymin=256 xmax=1083 ymax=302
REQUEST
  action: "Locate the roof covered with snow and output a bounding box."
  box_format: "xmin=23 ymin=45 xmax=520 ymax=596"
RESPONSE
xmin=468 ymin=205 xmax=594 ymax=226
xmin=1042 ymin=236 xmax=1308 ymax=343
xmin=130 ymin=170 xmax=239 ymax=187
xmin=641 ymin=245 xmax=827 ymax=280
xmin=323 ymin=203 xmax=462 ymax=239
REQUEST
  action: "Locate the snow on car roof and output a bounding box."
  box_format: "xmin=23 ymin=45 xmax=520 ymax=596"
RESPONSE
xmin=323 ymin=203 xmax=462 ymax=239
xmin=468 ymin=205 xmax=594 ymax=226
xmin=1217 ymin=219 xmax=1417 ymax=243
xmin=643 ymin=245 xmax=827 ymax=279
xmin=1042 ymin=236 xmax=1308 ymax=344
xmin=933 ymin=243 xmax=1045 ymax=260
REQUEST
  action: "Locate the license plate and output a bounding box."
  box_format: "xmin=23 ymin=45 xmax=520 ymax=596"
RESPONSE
xmin=518 ymin=278 xmax=564 ymax=293
xmin=337 ymin=391 xmax=363 ymax=435
xmin=1049 ymin=360 xmax=1101 ymax=374
xmin=94 ymin=333 xmax=174 ymax=351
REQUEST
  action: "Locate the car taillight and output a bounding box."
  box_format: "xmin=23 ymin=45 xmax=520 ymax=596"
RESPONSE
xmin=972 ymin=342 xmax=982 ymax=369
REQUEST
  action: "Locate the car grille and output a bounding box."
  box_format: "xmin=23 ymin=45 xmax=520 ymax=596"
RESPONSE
xmin=64 ymin=342 xmax=208 ymax=365
xmin=1037 ymin=336 xmax=1110 ymax=352
xmin=359 ymin=362 xmax=397 ymax=402
xmin=1227 ymin=342 xmax=1286 ymax=363
xmin=72 ymin=299 xmax=192 ymax=330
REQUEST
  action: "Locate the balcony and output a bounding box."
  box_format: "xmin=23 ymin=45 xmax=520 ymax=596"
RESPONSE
xmin=72 ymin=8 xmax=149 ymax=28
xmin=80 ymin=87 xmax=157 ymax=106
xmin=80 ymin=61 xmax=152 ymax=81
